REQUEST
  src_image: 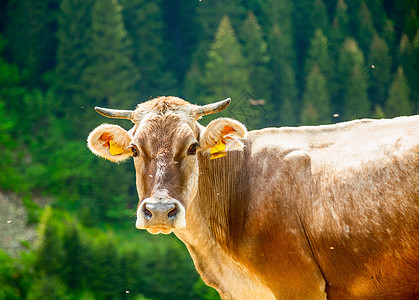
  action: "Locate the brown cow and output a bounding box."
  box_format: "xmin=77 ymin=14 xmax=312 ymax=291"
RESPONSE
xmin=87 ymin=96 xmax=419 ymax=299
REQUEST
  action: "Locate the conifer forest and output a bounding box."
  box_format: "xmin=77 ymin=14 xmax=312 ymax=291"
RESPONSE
xmin=0 ymin=0 xmax=418 ymax=299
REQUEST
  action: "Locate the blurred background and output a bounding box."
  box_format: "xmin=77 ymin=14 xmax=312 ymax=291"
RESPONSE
xmin=0 ymin=0 xmax=418 ymax=299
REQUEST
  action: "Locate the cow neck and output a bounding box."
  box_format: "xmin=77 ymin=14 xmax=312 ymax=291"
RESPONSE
xmin=196 ymin=146 xmax=251 ymax=253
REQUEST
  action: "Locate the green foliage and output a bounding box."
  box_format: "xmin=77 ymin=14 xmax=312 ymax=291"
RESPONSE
xmin=337 ymin=38 xmax=369 ymax=116
xmin=4 ymin=0 xmax=59 ymax=86
xmin=240 ymin=12 xmax=272 ymax=102
xmin=121 ymin=0 xmax=176 ymax=97
xmin=330 ymin=0 xmax=351 ymax=56
xmin=301 ymin=65 xmax=331 ymax=125
xmin=267 ymin=24 xmax=298 ymax=125
xmin=203 ymin=16 xmax=250 ymax=111
xmin=82 ymin=0 xmax=139 ymax=108
xmin=409 ymin=31 xmax=419 ymax=109
xmin=22 ymin=196 xmax=41 ymax=225
xmin=305 ymin=29 xmax=336 ymax=100
xmin=34 ymin=207 xmax=65 ymax=275
xmin=55 ymin=0 xmax=93 ymax=100
xmin=0 ymin=1 xmax=418 ymax=299
xmin=27 ymin=275 xmax=69 ymax=300
xmin=264 ymin=0 xmax=298 ymax=125
xmin=196 ymin=0 xmax=246 ymax=47
xmin=385 ymin=67 xmax=412 ymax=117
xmin=311 ymin=0 xmax=330 ymax=35
xmin=382 ymin=19 xmax=396 ymax=55
xmin=368 ymin=34 xmax=392 ymax=106
xmin=356 ymin=2 xmax=377 ymax=54
xmin=0 ymin=250 xmax=22 ymax=300
xmin=62 ymin=221 xmax=83 ymax=290
xmin=88 ymin=236 xmax=123 ymax=298
xmin=343 ymin=65 xmax=371 ymax=120
xmin=194 ymin=278 xmax=221 ymax=300
xmin=372 ymin=104 xmax=386 ymax=119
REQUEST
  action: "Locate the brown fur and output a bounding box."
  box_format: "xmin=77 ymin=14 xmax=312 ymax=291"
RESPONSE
xmin=132 ymin=113 xmax=199 ymax=209
xmin=88 ymin=97 xmax=419 ymax=299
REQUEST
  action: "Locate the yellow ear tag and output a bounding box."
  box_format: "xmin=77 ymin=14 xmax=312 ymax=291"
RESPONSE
xmin=210 ymin=140 xmax=227 ymax=160
xmin=109 ymin=140 xmax=124 ymax=156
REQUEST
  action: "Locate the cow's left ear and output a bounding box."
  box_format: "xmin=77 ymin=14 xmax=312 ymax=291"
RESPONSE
xmin=87 ymin=124 xmax=133 ymax=162
xmin=199 ymin=118 xmax=247 ymax=159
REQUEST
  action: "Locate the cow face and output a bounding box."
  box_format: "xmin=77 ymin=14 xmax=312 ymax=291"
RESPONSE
xmin=87 ymin=97 xmax=247 ymax=234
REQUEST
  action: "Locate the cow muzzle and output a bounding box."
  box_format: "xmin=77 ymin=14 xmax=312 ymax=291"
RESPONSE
xmin=136 ymin=198 xmax=186 ymax=234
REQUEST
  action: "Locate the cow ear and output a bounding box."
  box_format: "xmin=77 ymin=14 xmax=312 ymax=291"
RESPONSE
xmin=199 ymin=118 xmax=247 ymax=160
xmin=87 ymin=124 xmax=133 ymax=162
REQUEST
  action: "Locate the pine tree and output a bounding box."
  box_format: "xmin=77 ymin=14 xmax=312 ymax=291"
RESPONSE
xmin=356 ymin=2 xmax=377 ymax=54
xmin=34 ymin=207 xmax=65 ymax=276
xmin=368 ymin=34 xmax=392 ymax=107
xmin=120 ymin=0 xmax=176 ymax=97
xmin=89 ymin=235 xmax=123 ymax=299
xmin=55 ymin=0 xmax=94 ymax=112
xmin=385 ymin=67 xmax=412 ymax=117
xmin=27 ymin=275 xmax=68 ymax=300
xmin=5 ymin=0 xmax=60 ymax=85
xmin=82 ymin=0 xmax=139 ymax=108
xmin=343 ymin=65 xmax=371 ymax=120
xmin=398 ymin=34 xmax=412 ymax=74
xmin=196 ymin=0 xmax=246 ymax=44
xmin=183 ymin=62 xmax=204 ymax=101
xmin=239 ymin=12 xmax=272 ymax=102
xmin=301 ymin=65 xmax=331 ymax=125
xmin=292 ymin=0 xmax=316 ymax=76
xmin=372 ymin=104 xmax=386 ymax=119
xmin=261 ymin=0 xmax=294 ymax=35
xmin=62 ymin=221 xmax=83 ymax=290
xmin=120 ymin=248 xmax=145 ymax=298
xmin=337 ymin=38 xmax=368 ymax=114
xmin=397 ymin=33 xmax=418 ymax=108
xmin=382 ymin=19 xmax=396 ymax=56
xmin=160 ymin=0 xmax=200 ymax=83
xmin=192 ymin=0 xmax=246 ymax=77
xmin=266 ymin=9 xmax=298 ymax=126
xmin=311 ymin=0 xmax=329 ymax=35
xmin=203 ymin=16 xmax=249 ymax=106
xmin=278 ymin=66 xmax=298 ymax=126
xmin=404 ymin=8 xmax=419 ymax=40
xmin=409 ymin=31 xmax=419 ymax=108
xmin=364 ymin=0 xmax=387 ymax=33
xmin=304 ymin=29 xmax=335 ymax=92
xmin=330 ymin=0 xmax=351 ymax=57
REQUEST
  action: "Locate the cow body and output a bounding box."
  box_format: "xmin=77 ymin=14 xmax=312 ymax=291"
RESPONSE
xmin=177 ymin=116 xmax=419 ymax=299
xmin=88 ymin=97 xmax=419 ymax=299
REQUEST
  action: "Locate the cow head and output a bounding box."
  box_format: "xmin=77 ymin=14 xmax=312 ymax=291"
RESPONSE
xmin=87 ymin=97 xmax=247 ymax=234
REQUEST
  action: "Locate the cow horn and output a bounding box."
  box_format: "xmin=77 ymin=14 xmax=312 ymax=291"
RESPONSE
xmin=195 ymin=98 xmax=231 ymax=118
xmin=94 ymin=107 xmax=133 ymax=120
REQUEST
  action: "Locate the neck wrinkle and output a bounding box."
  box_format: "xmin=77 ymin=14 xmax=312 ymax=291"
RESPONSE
xmin=194 ymin=146 xmax=250 ymax=253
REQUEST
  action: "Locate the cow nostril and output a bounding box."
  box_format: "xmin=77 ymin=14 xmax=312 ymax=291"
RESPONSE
xmin=143 ymin=206 xmax=152 ymax=219
xmin=167 ymin=206 xmax=177 ymax=219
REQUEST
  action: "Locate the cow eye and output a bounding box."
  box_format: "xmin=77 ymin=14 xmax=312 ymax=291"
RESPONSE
xmin=187 ymin=143 xmax=199 ymax=155
xmin=130 ymin=145 xmax=139 ymax=157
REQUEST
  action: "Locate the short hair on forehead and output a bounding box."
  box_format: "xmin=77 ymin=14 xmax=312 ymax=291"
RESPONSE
xmin=132 ymin=96 xmax=194 ymax=123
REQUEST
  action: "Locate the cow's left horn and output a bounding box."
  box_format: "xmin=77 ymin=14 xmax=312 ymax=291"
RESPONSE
xmin=95 ymin=107 xmax=133 ymax=120
xmin=194 ymin=98 xmax=231 ymax=118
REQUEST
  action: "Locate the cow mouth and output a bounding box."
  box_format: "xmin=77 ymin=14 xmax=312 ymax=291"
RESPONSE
xmin=146 ymin=227 xmax=174 ymax=235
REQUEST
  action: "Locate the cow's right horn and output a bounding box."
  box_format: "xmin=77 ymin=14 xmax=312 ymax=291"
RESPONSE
xmin=95 ymin=107 xmax=133 ymax=120
xmin=194 ymin=98 xmax=231 ymax=118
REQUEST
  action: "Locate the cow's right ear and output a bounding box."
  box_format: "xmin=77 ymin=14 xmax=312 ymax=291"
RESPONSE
xmin=87 ymin=124 xmax=133 ymax=162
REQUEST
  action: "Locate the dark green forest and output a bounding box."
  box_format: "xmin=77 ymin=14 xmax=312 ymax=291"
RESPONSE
xmin=0 ymin=0 xmax=418 ymax=299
